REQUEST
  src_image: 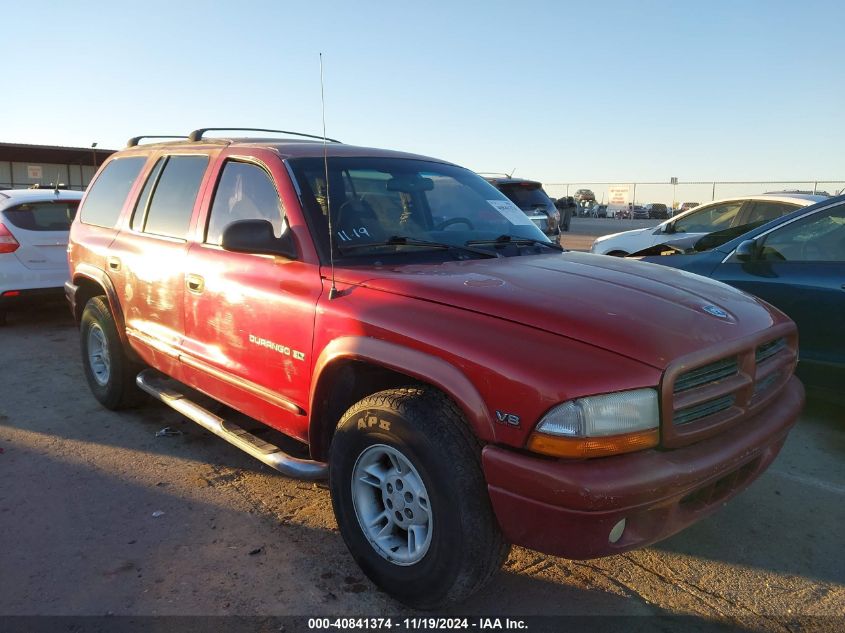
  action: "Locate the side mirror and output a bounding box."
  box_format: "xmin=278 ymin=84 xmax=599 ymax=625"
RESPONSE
xmin=221 ymin=219 xmax=297 ymax=259
xmin=734 ymin=239 xmax=758 ymax=262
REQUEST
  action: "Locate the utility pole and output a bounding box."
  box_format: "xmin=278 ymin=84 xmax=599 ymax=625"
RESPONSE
xmin=89 ymin=143 xmax=98 ymax=188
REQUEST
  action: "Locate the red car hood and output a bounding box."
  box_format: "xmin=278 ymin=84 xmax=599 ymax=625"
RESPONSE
xmin=334 ymin=251 xmax=787 ymax=370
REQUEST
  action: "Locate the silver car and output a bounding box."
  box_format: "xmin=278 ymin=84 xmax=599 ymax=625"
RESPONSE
xmin=0 ymin=188 xmax=82 ymax=324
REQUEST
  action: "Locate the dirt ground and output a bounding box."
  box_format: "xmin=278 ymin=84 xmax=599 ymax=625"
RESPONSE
xmin=1 ymin=304 xmax=843 ymax=631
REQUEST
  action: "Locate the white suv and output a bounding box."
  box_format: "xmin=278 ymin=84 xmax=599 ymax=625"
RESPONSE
xmin=590 ymin=194 xmax=826 ymax=256
xmin=0 ymin=188 xmax=82 ymax=324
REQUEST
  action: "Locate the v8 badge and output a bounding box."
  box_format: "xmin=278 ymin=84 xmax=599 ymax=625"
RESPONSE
xmin=495 ymin=411 xmax=520 ymax=427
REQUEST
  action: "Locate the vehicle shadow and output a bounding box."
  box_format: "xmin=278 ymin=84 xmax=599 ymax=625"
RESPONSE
xmin=0 ymin=443 xmax=754 ymax=630
xmin=0 ymin=303 xmax=298 ymax=476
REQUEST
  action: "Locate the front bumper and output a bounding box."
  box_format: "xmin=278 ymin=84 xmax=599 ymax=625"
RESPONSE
xmin=482 ymin=375 xmax=803 ymax=559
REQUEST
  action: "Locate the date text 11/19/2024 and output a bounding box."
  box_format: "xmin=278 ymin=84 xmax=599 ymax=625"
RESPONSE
xmin=307 ymin=617 xmax=528 ymax=630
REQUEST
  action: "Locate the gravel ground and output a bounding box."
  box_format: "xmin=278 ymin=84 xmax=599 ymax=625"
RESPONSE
xmin=0 ymin=299 xmax=843 ymax=631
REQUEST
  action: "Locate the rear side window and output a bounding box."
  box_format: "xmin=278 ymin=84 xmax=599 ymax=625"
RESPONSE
xmin=745 ymin=201 xmax=798 ymax=225
xmin=140 ymin=155 xmax=208 ymax=239
xmin=79 ymin=157 xmax=146 ymax=228
xmin=130 ymin=158 xmax=166 ymax=231
xmin=3 ymin=200 xmax=80 ymax=231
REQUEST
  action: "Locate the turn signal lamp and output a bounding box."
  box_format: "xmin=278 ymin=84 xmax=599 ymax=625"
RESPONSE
xmin=527 ymin=389 xmax=660 ymax=459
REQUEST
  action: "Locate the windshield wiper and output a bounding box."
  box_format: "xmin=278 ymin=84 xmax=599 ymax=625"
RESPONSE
xmin=337 ymin=235 xmax=498 ymax=258
xmin=465 ymin=234 xmax=564 ymax=252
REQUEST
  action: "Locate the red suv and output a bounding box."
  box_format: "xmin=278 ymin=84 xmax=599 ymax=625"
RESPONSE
xmin=66 ymin=129 xmax=804 ymax=608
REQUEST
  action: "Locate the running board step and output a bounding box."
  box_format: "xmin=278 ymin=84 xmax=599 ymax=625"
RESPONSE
xmin=136 ymin=369 xmax=327 ymax=481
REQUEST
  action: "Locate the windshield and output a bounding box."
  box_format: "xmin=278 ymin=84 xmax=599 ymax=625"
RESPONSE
xmin=288 ymin=157 xmax=550 ymax=261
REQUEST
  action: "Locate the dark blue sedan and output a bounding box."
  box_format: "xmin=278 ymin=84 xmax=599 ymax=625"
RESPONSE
xmin=630 ymin=195 xmax=845 ymax=388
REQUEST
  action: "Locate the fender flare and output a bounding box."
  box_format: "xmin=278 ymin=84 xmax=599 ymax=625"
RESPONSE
xmin=309 ymin=336 xmax=495 ymax=448
xmin=72 ymin=263 xmax=131 ymax=350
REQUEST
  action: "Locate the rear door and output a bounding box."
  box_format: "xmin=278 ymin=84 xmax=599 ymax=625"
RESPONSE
xmin=111 ymin=153 xmax=211 ymax=374
xmin=2 ymin=198 xmax=79 ymax=270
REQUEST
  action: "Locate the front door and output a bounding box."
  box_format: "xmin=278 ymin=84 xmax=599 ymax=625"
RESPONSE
xmin=181 ymin=153 xmax=321 ymax=442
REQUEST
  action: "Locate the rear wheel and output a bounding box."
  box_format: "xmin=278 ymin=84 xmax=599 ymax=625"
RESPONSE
xmin=329 ymin=387 xmax=509 ymax=609
xmin=80 ymin=296 xmax=144 ymax=409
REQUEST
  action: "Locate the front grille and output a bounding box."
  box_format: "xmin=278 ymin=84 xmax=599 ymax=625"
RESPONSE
xmin=756 ymin=337 xmax=786 ymax=364
xmin=664 ymin=331 xmax=797 ymax=444
xmin=674 ymin=395 xmax=735 ymax=425
xmin=674 ymin=357 xmax=738 ymax=393
xmin=753 ymin=371 xmax=781 ymax=397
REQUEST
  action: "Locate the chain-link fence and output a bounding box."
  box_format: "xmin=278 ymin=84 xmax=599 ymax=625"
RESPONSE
xmin=544 ymin=180 xmax=845 ymax=209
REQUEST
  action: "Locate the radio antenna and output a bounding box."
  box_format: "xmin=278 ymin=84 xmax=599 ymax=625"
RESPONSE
xmin=320 ymin=53 xmax=339 ymax=300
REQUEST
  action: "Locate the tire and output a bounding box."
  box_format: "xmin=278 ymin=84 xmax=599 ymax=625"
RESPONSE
xmin=329 ymin=387 xmax=510 ymax=609
xmin=80 ymin=296 xmax=144 ymax=410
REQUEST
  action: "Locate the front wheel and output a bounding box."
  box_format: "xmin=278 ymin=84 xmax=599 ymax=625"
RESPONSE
xmin=329 ymin=387 xmax=509 ymax=609
xmin=80 ymin=296 xmax=144 ymax=409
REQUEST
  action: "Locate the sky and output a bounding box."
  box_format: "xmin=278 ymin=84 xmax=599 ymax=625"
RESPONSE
xmin=3 ymin=0 xmax=844 ymax=189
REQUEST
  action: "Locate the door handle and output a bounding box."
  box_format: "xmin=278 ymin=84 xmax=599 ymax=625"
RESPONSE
xmin=186 ymin=274 xmax=205 ymax=294
xmin=107 ymin=256 xmax=121 ymax=272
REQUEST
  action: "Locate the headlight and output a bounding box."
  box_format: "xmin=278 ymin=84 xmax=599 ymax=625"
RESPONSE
xmin=527 ymin=388 xmax=659 ymax=459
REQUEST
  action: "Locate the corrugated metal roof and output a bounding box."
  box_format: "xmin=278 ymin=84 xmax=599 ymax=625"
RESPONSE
xmin=0 ymin=142 xmax=116 ymax=165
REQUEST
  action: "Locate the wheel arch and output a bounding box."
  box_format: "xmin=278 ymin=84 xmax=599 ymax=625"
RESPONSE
xmin=308 ymin=337 xmax=494 ymax=461
xmin=72 ymin=263 xmax=132 ymax=351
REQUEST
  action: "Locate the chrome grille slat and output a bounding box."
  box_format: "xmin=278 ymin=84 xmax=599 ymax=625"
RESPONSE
xmin=674 ymin=357 xmax=738 ymax=393
xmin=668 ymin=334 xmax=794 ymax=431
xmin=674 ymin=395 xmax=736 ymax=425
xmin=756 ymin=337 xmax=787 ymax=364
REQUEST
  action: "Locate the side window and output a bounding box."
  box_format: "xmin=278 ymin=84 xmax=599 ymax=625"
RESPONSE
xmin=206 ymin=161 xmax=286 ymax=245
xmin=759 ymin=206 xmax=845 ymax=262
xmin=130 ymin=158 xmax=166 ymax=231
xmin=745 ymin=201 xmax=798 ymax=225
xmin=673 ymin=201 xmax=744 ymax=233
xmin=79 ymin=157 xmax=146 ymax=228
xmin=141 ymin=155 xmax=209 ymax=239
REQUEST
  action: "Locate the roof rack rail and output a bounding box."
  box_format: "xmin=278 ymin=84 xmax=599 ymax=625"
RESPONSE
xmin=188 ymin=127 xmax=341 ymax=143
xmin=126 ymin=135 xmax=189 ymax=148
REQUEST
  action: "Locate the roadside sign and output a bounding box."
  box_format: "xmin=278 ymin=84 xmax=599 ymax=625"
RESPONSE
xmin=27 ymin=165 xmax=42 ymax=180
xmin=608 ymin=185 xmax=629 ymax=213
